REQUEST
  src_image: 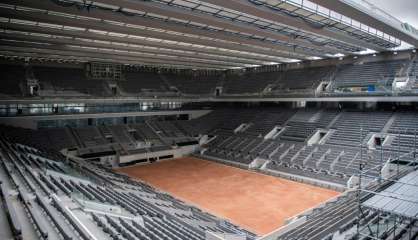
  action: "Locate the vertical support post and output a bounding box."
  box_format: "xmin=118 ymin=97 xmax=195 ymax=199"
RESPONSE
xmin=376 ymin=211 xmax=380 ymax=238
xmin=415 ymin=129 xmax=417 ymax=167
xmin=357 ymin=127 xmax=364 ymax=239
xmin=379 ymin=136 xmax=384 ymax=184
xmin=409 ymin=221 xmax=413 ymax=239
xmin=398 ymin=131 xmax=401 ymax=175
xmin=392 ymin=216 xmax=396 ymax=240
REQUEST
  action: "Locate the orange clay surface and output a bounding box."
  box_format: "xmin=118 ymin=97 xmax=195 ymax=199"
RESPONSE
xmin=116 ymin=157 xmax=339 ymax=235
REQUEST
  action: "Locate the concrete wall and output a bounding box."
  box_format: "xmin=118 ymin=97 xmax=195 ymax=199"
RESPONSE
xmin=257 ymin=216 xmax=307 ymax=240
xmin=0 ymin=109 xmax=211 ymax=130
xmin=0 ymin=117 xmax=37 ymax=129
xmin=119 ymin=144 xmax=200 ymax=165
xmin=205 ymin=232 xmax=246 ymax=240
xmin=259 ymin=168 xmax=346 ymax=191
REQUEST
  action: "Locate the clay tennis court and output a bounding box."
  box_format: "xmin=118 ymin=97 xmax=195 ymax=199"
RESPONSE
xmin=117 ymin=157 xmax=339 ymax=235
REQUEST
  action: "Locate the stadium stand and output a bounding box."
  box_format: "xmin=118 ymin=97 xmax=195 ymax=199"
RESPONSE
xmin=325 ymin=111 xmax=392 ymax=147
xmin=244 ymin=109 xmax=295 ymax=136
xmin=130 ymin=124 xmax=161 ymax=142
xmin=1 ymin=1 xmax=418 ymax=239
xmin=409 ymin=59 xmax=418 ymax=91
xmin=1 ymin=107 xmax=415 ymax=187
xmin=0 ymin=133 xmax=257 ymax=240
xmin=280 ymin=122 xmax=318 ymax=142
xmin=275 ymin=175 xmax=407 ymax=240
xmin=1 ymin=112 xmax=416 ymax=239
xmin=1 ymin=57 xmax=418 ymax=99
xmin=276 ymin=66 xmax=334 ymax=91
xmin=40 ymin=127 xmax=78 ymax=151
xmin=120 ymin=70 xmax=171 ymax=94
xmin=164 ymin=72 xmax=221 ymax=95
xmin=0 ymin=64 xmax=25 ymax=96
xmin=108 ymin=125 xmax=136 ymax=146
xmin=192 ymin=108 xmax=418 ymax=185
xmin=147 ymin=120 xmax=187 ymax=138
xmin=332 ymin=60 xmax=407 ymax=88
xmin=33 ymin=66 xmax=112 ymax=97
xmin=223 ymin=71 xmax=278 ymax=94
xmin=74 ymin=126 xmax=108 ymax=147
xmin=388 ymin=111 xmax=418 ymax=134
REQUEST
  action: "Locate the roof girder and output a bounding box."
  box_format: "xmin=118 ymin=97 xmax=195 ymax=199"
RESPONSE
xmin=0 ymin=41 xmax=236 ymax=69
xmin=0 ymin=50 xmax=220 ymax=69
xmin=1 ymin=0 xmax=317 ymax=59
xmin=94 ymin=0 xmax=349 ymax=55
xmin=310 ymin=0 xmax=418 ymax=48
xmin=1 ymin=23 xmax=279 ymax=64
xmin=0 ymin=32 xmax=257 ymax=67
xmin=201 ymin=0 xmax=387 ymax=52
xmin=0 ymin=7 xmax=305 ymax=62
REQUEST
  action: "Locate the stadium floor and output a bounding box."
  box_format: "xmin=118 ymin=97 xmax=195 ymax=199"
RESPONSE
xmin=116 ymin=157 xmax=339 ymax=235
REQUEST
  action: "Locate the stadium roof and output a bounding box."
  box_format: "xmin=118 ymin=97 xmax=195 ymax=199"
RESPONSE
xmin=0 ymin=0 xmax=417 ymax=69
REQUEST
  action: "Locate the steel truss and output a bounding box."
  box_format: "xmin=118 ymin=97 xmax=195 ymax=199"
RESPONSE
xmin=355 ymin=129 xmax=418 ymax=240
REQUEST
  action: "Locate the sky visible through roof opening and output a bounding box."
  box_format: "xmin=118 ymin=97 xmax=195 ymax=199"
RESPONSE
xmin=362 ymin=0 xmax=418 ymax=28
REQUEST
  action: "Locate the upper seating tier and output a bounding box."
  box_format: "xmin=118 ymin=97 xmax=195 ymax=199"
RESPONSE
xmin=0 ymin=64 xmax=25 ymax=96
xmin=33 ymin=66 xmax=111 ymax=96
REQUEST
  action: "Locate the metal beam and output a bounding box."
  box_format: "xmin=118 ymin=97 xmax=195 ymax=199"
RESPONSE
xmin=1 ymin=0 xmax=315 ymax=59
xmin=0 ymin=8 xmax=301 ymax=62
xmin=0 ymin=51 xmax=221 ymax=69
xmin=33 ymin=42 xmax=236 ymax=68
xmin=0 ymin=32 xmax=251 ymax=67
xmin=0 ymin=42 xmax=235 ymax=69
xmin=1 ymin=94 xmax=418 ymax=104
xmin=1 ymin=51 xmax=220 ymax=70
xmin=0 ymin=51 xmax=219 ymax=69
xmin=202 ymin=0 xmax=387 ymax=52
xmin=94 ymin=0 xmax=349 ymax=55
xmin=310 ymin=0 xmax=418 ymax=47
xmin=1 ymin=22 xmax=277 ymax=64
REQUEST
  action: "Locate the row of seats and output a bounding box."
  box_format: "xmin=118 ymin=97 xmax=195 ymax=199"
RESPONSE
xmin=205 ymin=135 xmax=281 ymax=165
xmin=119 ymin=71 xmax=171 ymax=94
xmin=34 ymin=66 xmax=112 ymax=96
xmin=223 ymin=71 xmax=278 ymax=94
xmin=0 ymin=133 xmax=257 ymax=240
xmin=200 ymin=108 xmax=416 ymax=185
xmin=271 ymin=66 xmax=333 ymax=91
xmin=1 ymin=108 xmax=417 ymax=240
xmin=0 ymin=123 xmax=174 ymax=156
xmin=332 ymin=60 xmax=406 ymax=88
xmin=147 ymin=121 xmax=188 ymax=138
xmin=388 ymin=111 xmax=418 ymax=134
xmin=280 ymin=109 xmax=338 ymax=141
xmin=163 ymin=73 xmax=221 ymax=95
xmin=326 ymin=111 xmax=392 ymax=147
xmin=277 ymin=173 xmax=417 ymax=240
xmin=280 ymin=122 xmax=318 ymax=142
xmin=267 ymin=143 xmax=386 ymax=182
xmin=244 ymin=110 xmax=296 ymax=136
xmin=3 ymin=107 xmax=417 ymax=186
xmin=206 ymin=133 xmax=387 ymax=184
xmin=0 ymin=64 xmax=25 ymax=96
xmin=2 ymin=59 xmax=412 ymax=98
